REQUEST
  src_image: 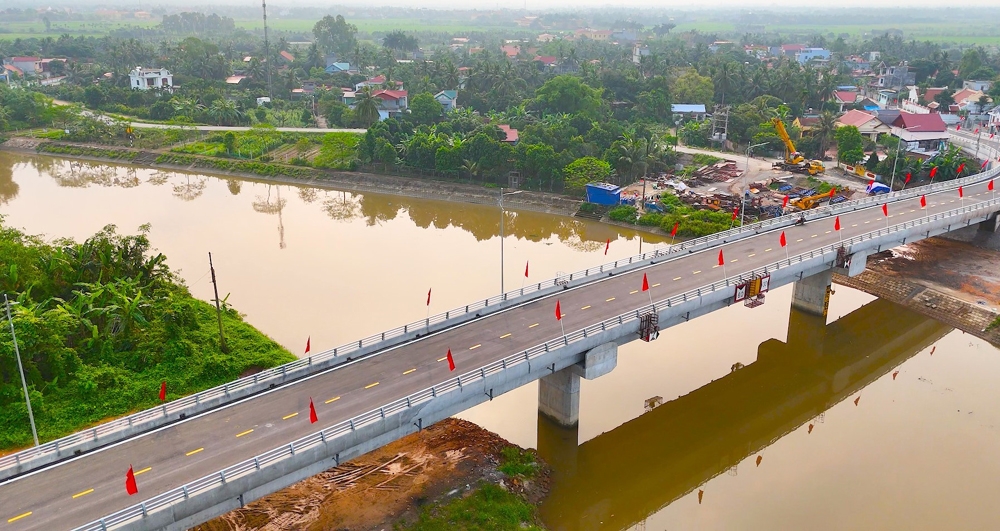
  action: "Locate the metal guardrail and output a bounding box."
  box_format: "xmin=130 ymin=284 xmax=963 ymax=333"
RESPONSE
xmin=5 ymin=164 xmax=999 ymax=479
xmin=74 ymin=193 xmax=1000 ymax=531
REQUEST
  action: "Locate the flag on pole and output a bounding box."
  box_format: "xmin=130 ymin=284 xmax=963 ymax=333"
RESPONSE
xmin=126 ymin=465 xmax=138 ymax=496
xmin=555 ymin=300 xmax=562 ymax=320
xmin=920 ymin=195 xmax=926 ymax=208
xmin=828 ymin=187 xmax=836 ymax=198
xmin=670 ymin=222 xmax=679 ymax=237
xmin=426 ymin=288 xmax=432 ymax=306
xmin=957 ymin=163 xmax=966 ymax=174
xmin=930 ymin=167 xmax=938 ymax=179
xmin=731 ymin=209 xmax=738 ymax=221
xmin=446 ymin=349 xmax=455 ymax=371
xmin=782 ymin=195 xmax=789 ymax=208
xmin=982 ymin=160 xmax=989 ymax=170
xmin=642 ymin=273 xmax=649 ymax=292
xmin=834 ymin=216 xmax=841 ymax=231
xmin=882 ymin=203 xmax=888 ymax=217
xmin=780 ymin=231 xmax=787 ymax=247
xmin=309 ymin=398 xmax=318 ymax=423
xmin=975 ymin=128 xmax=979 ymax=134
xmin=868 ymin=178 xmax=874 ymax=188
xmin=718 ymin=249 xmax=725 ymax=266
xmin=989 ymin=180 xmax=995 ymax=191
xmin=956 ymin=124 xmax=961 ymax=131
xmin=524 ymin=261 xmax=529 ymax=278
xmin=604 ymin=238 xmax=610 ymax=255
xmin=159 ymin=380 xmax=166 ymax=401
xmin=905 ymin=172 xmax=912 ymax=184
xmin=959 ymin=186 xmax=964 ymax=198
xmin=304 ymin=336 xmax=311 ymax=354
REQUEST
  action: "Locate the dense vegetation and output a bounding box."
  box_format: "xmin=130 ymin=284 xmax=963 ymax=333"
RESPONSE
xmin=0 ymin=219 xmax=295 ymax=449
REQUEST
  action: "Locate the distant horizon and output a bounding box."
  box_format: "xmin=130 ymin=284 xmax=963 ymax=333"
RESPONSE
xmin=9 ymin=2 xmax=999 ymax=11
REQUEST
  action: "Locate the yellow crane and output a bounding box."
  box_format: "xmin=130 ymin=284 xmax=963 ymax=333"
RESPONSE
xmin=770 ymin=118 xmax=825 ymax=175
xmin=791 ymin=186 xmax=851 ymax=210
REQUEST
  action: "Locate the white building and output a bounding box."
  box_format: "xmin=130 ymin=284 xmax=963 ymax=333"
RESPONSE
xmin=128 ymin=67 xmax=172 ymax=91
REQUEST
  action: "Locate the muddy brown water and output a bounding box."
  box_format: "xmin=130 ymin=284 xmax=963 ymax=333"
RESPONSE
xmin=2 ymin=152 xmax=1000 ymax=530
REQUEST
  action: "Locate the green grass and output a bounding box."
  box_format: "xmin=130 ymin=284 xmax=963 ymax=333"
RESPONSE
xmin=497 ymin=446 xmax=537 ymax=478
xmin=398 ymin=484 xmax=544 ymax=531
xmin=0 ymin=19 xmax=157 ymax=39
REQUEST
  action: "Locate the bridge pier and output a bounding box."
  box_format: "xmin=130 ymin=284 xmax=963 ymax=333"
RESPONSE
xmin=979 ymin=213 xmax=1000 ymax=233
xmin=791 ymin=269 xmax=833 ymax=318
xmin=538 ymin=342 xmax=618 ymax=427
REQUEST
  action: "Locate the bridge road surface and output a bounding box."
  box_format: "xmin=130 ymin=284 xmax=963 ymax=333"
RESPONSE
xmin=0 ymin=179 xmax=993 ymax=529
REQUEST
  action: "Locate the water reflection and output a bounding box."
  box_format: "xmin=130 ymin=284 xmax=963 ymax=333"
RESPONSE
xmin=0 ymin=161 xmax=16 ymax=204
xmin=538 ymin=299 xmax=951 ymax=531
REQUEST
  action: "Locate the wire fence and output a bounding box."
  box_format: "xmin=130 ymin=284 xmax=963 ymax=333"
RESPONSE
xmin=73 ymin=194 xmax=1000 ymax=531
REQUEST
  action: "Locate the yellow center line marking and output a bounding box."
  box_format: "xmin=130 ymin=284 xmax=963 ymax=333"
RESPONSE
xmin=580 ymin=305 xmax=591 ymax=310
xmin=134 ymin=467 xmax=151 ymax=476
xmin=748 ymin=253 xmax=756 ymax=257
xmin=729 ymin=259 xmax=738 ymax=263
xmin=712 ymin=265 xmax=719 ymax=268
xmin=437 ymin=356 xmax=447 ymax=362
xmin=796 ymin=238 xmax=804 ymax=242
xmin=325 ymin=396 xmax=341 ymax=404
xmin=865 ymin=220 xmax=871 ymax=224
xmin=469 ymin=344 xmax=482 ymax=350
xmin=764 ymin=248 xmax=772 ymax=252
xmin=7 ymin=512 xmax=31 ymax=523
xmin=606 ymin=297 xmax=615 ymax=302
xmin=365 ymin=382 xmax=380 ymax=389
xmin=910 ymin=209 xmax=915 ymax=213
xmin=852 ymin=224 xmax=858 ymax=227
xmin=403 ymin=368 xmax=416 ymax=375
xmin=185 ymin=447 xmax=204 ymax=456
xmin=673 ymin=276 xmax=682 ymax=281
xmin=652 ymin=283 xmax=661 ymax=287
xmin=693 ymin=270 xmax=702 ymax=275
xmin=528 ymin=323 xmax=539 ymax=328
xmin=499 ymin=333 xmax=512 ymax=338
xmin=235 ymin=429 xmax=254 ymax=437
xmin=888 ymin=215 xmax=894 ymax=218
xmin=811 ymin=234 xmax=817 ymax=238
xmin=825 ymin=230 xmax=831 ymax=234
xmin=282 ymin=412 xmax=299 ymax=420
xmin=630 ymin=290 xmax=639 ymax=294
xmin=950 ymin=200 xmax=955 ymax=203
xmin=72 ymin=489 xmax=94 ymax=499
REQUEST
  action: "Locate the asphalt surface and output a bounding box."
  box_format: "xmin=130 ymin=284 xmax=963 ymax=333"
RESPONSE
xmin=0 ymin=177 xmax=993 ymax=530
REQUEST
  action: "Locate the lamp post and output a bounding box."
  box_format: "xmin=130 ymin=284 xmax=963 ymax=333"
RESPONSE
xmin=498 ymin=187 xmax=524 ymax=295
xmin=4 ymin=294 xmax=39 ymax=448
xmin=742 ymin=142 xmax=767 ymax=225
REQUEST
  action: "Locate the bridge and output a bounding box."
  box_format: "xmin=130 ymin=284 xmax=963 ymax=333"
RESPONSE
xmin=536 ymin=298 xmax=951 ymax=530
xmin=1 ymin=164 xmax=998 ymax=530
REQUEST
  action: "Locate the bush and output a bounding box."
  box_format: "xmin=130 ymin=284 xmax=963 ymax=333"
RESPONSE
xmin=638 ymin=212 xmax=664 ymax=226
xmin=691 ymin=153 xmax=723 ymax=166
xmin=608 ymin=205 xmax=638 ymax=223
xmin=498 ymin=446 xmax=537 ymax=478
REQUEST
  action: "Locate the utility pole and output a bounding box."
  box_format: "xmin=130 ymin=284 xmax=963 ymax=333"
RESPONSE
xmin=262 ymin=0 xmax=273 ymax=102
xmin=499 ymin=187 xmax=505 ymax=295
xmin=208 ymin=253 xmax=228 ymax=353
xmin=5 ymin=295 xmax=39 ymax=448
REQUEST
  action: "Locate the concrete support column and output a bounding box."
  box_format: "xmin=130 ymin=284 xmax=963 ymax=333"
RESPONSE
xmin=791 ymin=269 xmax=833 ymax=318
xmin=538 ymin=368 xmax=580 ymax=427
xmin=979 ymin=213 xmax=1000 ymax=233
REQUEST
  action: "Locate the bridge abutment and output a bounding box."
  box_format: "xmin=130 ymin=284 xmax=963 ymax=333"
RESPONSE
xmin=791 ymin=269 xmax=833 ymax=318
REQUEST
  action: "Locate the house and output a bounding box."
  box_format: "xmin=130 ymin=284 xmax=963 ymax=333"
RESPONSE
xmin=671 ymin=104 xmax=707 ymax=121
xmin=278 ymin=50 xmax=295 ymax=63
xmin=325 ymin=62 xmax=352 ymax=74
xmin=743 ymin=44 xmax=769 ymax=59
xmin=434 ymin=90 xmax=458 ymax=112
xmin=4 ymin=57 xmax=40 ymax=77
xmin=890 ymin=112 xmax=948 ymax=155
xmin=843 ymin=55 xmax=871 ymax=73
xmin=498 ymin=124 xmax=519 ymax=144
xmin=876 ymin=89 xmax=898 ymax=107
xmin=952 ymin=88 xmax=992 ymax=112
xmin=963 ymin=80 xmax=993 ymax=92
xmin=225 ymin=75 xmax=247 ymax=85
xmin=794 ymin=116 xmax=820 ymax=132
xmin=355 ymin=75 xmax=386 ymax=91
xmin=533 ymin=56 xmax=558 ymax=67
xmin=537 ymin=33 xmax=556 ymax=43
xmin=775 ymin=44 xmax=806 ymax=57
xmin=373 ymin=89 xmax=408 ymax=116
xmin=871 ymin=62 xmax=915 ymax=92
xmin=833 ymin=90 xmax=859 ymax=112
xmin=835 ymin=109 xmax=891 ymax=140
xmin=708 ymin=41 xmax=735 ymax=53
xmin=988 ymin=107 xmax=1000 ymax=134
xmin=1 ymin=64 xmax=22 ymax=83
xmin=795 ymin=48 xmax=830 ymax=64
xmin=857 ymin=97 xmax=881 ymax=111
xmin=128 ymin=66 xmax=172 ymax=91
xmin=632 ymin=43 xmax=650 ymax=65
xmin=612 ymin=29 xmax=639 ymax=43
xmin=918 ymin=87 xmax=948 ymax=105
xmin=575 ymin=29 xmax=612 ymax=41
xmin=501 ymin=44 xmax=521 ymax=58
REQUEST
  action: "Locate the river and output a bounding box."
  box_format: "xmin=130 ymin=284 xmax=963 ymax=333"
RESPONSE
xmin=2 ymin=152 xmax=999 ymax=530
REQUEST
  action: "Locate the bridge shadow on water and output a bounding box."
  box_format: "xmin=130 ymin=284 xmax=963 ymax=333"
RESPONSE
xmin=537 ymin=298 xmax=951 ymax=531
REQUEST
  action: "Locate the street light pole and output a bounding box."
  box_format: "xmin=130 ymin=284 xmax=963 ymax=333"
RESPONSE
xmin=499 ymin=187 xmax=504 ymax=295
xmin=4 ymin=294 xmax=39 ymax=448
xmin=742 ymin=142 xmax=767 ymax=225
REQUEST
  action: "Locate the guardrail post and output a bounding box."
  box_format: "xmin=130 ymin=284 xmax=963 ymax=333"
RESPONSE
xmin=380 ymin=407 xmax=385 ymax=418
xmin=220 ymin=470 xmax=227 ymax=483
xmin=183 ymin=486 xmax=189 ymax=498
xmin=162 ymin=405 xmax=167 ymax=417
xmin=289 ymin=443 xmax=295 ymax=455
xmin=349 ymin=420 xmax=355 ymax=430
xmin=141 ymin=502 xmax=148 ymax=516
xmin=254 ymin=457 xmax=260 ymax=470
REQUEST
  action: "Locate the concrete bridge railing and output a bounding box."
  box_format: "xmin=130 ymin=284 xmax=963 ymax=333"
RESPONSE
xmin=72 ymin=194 xmax=1000 ymax=531
xmin=4 ymin=163 xmax=998 ymax=482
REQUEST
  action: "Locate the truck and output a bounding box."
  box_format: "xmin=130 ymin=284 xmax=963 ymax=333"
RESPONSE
xmin=770 ymin=118 xmax=826 ymax=176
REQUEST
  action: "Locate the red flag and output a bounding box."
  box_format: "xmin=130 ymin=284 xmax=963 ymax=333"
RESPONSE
xmin=991 ymin=133 xmax=996 ymax=139
xmin=670 ymin=222 xmax=679 ymax=237
xmin=524 ymin=261 xmax=529 ymax=278
xmin=959 ymin=186 xmax=964 ymax=198
xmin=956 ymin=124 xmax=961 ymax=131
xmin=780 ymin=231 xmax=786 ymax=247
xmin=159 ymin=380 xmax=166 ymax=401
xmin=604 ymin=238 xmax=610 ymax=255
xmin=920 ymin=195 xmax=926 ymax=208
xmin=834 ymin=216 xmax=841 ymax=231
xmin=642 ymin=273 xmax=649 ymax=292
xmin=881 ymin=203 xmax=888 ymax=217
xmin=854 ymin=396 xmax=861 ymax=406
xmin=905 ymin=172 xmax=912 ymax=184
xmin=957 ymin=163 xmax=966 ymax=174
xmin=731 ymin=209 xmax=738 ymax=221
xmin=989 ymin=179 xmax=995 ymax=191
xmin=868 ymin=178 xmax=874 ymax=187
xmin=782 ymin=195 xmax=789 ymax=208
xmin=974 ymin=128 xmax=979 ymax=134
xmin=555 ymin=300 xmax=562 ymax=321
xmin=930 ymin=167 xmax=938 ymax=179
xmin=446 ymin=349 xmax=455 ymax=371
xmin=828 ymin=187 xmax=836 ymax=198
xmin=718 ymin=249 xmax=725 ymax=266
xmin=982 ymin=160 xmax=989 ymax=170
xmin=304 ymin=336 xmax=310 ymax=354
xmin=125 ymin=465 xmax=138 ymax=496
xmin=309 ymin=398 xmax=318 ymax=423
xmin=808 ymin=424 xmax=814 ymax=434
xmin=426 ymin=288 xmax=431 ymax=306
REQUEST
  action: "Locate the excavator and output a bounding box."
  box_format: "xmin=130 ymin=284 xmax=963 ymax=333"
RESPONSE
xmin=770 ymin=118 xmax=825 ymax=175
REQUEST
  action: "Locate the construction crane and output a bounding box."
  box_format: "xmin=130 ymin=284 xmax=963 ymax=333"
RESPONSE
xmin=791 ymin=187 xmax=850 ymax=210
xmin=770 ymin=118 xmax=825 ymax=175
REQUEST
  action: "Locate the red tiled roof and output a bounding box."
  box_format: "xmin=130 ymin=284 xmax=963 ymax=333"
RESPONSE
xmin=922 ymin=87 xmax=946 ymax=103
xmin=781 ymin=44 xmax=805 ymax=52
xmin=501 ymin=45 xmax=520 ymax=57
xmin=498 ymin=124 xmax=518 ymax=143
xmin=837 ymin=109 xmax=876 ymax=128
xmin=374 ymin=89 xmax=407 ymax=100
xmin=279 ymin=50 xmax=295 ymax=62
xmin=369 ymin=75 xmax=386 ymax=83
xmin=533 ymin=55 xmax=557 ymax=65
xmin=3 ymin=64 xmax=23 ymax=76
xmin=797 ymin=116 xmax=820 ymax=127
xmin=892 ymin=112 xmax=946 ymax=132
xmin=10 ymin=56 xmax=40 ymax=62
xmin=834 ymin=90 xmax=858 ymax=103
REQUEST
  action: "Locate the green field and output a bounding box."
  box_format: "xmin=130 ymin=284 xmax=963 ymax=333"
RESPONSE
xmin=673 ymin=20 xmax=1000 ymax=45
xmin=0 ymin=19 xmax=157 ymax=40
xmin=234 ymin=17 xmax=517 ymax=35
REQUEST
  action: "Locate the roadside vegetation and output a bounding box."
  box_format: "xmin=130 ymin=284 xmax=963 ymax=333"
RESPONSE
xmin=0 ymin=219 xmax=295 ymax=449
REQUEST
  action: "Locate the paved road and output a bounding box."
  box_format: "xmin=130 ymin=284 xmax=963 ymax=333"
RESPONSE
xmin=0 ymin=178 xmax=994 ymax=530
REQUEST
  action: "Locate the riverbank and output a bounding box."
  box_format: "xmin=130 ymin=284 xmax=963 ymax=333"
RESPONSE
xmin=193 ymin=418 xmax=549 ymax=531
xmin=0 ymin=138 xmax=583 ymax=217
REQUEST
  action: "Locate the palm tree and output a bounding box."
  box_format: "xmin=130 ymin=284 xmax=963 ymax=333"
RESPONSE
xmin=813 ymin=112 xmax=837 ymax=159
xmin=353 ymin=86 xmax=382 ymax=127
xmin=207 ymin=99 xmax=242 ymax=126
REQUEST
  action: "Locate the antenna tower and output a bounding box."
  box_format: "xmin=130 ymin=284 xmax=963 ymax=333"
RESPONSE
xmin=262 ymin=0 xmax=273 ymax=101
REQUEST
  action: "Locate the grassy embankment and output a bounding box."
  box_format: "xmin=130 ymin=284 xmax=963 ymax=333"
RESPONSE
xmin=0 ymin=220 xmax=295 ymax=450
